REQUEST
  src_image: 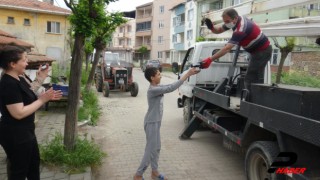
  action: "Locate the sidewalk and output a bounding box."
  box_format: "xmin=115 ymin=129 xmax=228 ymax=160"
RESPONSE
xmin=0 ymin=108 xmax=92 ymax=180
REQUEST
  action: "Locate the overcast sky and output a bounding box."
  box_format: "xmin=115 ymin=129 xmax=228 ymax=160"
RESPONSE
xmin=55 ymin=0 xmax=153 ymax=12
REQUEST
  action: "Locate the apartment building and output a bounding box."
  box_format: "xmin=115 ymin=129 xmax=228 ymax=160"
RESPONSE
xmin=134 ymin=2 xmax=153 ymax=61
xmin=169 ymin=0 xmax=197 ymax=64
xmin=0 ymin=0 xmax=71 ymax=64
xmin=108 ymin=18 xmax=136 ymax=63
xmin=151 ymin=0 xmax=185 ymax=64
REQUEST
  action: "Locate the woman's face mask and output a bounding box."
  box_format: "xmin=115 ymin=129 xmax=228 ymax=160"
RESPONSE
xmin=225 ymin=22 xmax=235 ymax=29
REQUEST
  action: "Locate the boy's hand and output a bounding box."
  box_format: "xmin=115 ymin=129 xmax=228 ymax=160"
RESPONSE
xmin=187 ymin=67 xmax=201 ymax=76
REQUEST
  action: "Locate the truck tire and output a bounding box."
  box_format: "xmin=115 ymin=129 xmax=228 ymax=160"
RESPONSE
xmin=95 ymin=68 xmax=103 ymax=92
xmin=183 ymin=98 xmax=192 ymax=126
xmin=102 ymin=81 xmax=109 ymax=97
xmin=130 ymin=82 xmax=139 ymax=97
xmin=245 ymin=141 xmax=285 ymax=180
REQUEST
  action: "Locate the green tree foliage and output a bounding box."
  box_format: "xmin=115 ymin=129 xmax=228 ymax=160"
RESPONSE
xmin=63 ymin=0 xmax=117 ymax=151
xmin=138 ymin=45 xmax=148 ymax=67
xmin=85 ymin=12 xmax=127 ymax=91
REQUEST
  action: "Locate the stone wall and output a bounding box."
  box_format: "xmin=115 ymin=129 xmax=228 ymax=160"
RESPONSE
xmin=291 ymin=51 xmax=320 ymax=77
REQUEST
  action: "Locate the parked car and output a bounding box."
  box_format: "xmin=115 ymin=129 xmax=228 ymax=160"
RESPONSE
xmin=141 ymin=60 xmax=162 ymax=72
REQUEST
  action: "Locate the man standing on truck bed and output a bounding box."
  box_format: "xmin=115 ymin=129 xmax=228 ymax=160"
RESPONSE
xmin=202 ymin=8 xmax=272 ymax=93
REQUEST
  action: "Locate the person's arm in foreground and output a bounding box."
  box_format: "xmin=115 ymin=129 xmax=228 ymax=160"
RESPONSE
xmin=6 ymin=88 xmax=62 ymax=120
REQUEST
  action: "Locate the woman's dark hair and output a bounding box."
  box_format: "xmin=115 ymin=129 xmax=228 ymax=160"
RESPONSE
xmin=0 ymin=45 xmax=26 ymax=70
xmin=222 ymin=8 xmax=239 ymax=19
xmin=144 ymin=67 xmax=159 ymax=82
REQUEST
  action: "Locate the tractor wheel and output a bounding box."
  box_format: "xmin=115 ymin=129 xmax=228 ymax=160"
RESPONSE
xmin=102 ymin=81 xmax=110 ymax=97
xmin=183 ymin=98 xmax=193 ymax=127
xmin=95 ymin=68 xmax=103 ymax=92
xmin=130 ymin=82 xmax=139 ymax=97
xmin=245 ymin=141 xmax=285 ymax=180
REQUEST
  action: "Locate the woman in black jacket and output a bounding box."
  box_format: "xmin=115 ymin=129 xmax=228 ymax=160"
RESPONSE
xmin=0 ymin=45 xmax=62 ymax=180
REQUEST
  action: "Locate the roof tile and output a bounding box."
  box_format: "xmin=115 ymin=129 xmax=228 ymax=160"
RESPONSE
xmin=0 ymin=0 xmax=71 ymax=15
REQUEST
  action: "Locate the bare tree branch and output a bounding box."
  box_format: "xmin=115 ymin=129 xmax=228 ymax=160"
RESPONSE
xmin=63 ymin=0 xmax=74 ymax=12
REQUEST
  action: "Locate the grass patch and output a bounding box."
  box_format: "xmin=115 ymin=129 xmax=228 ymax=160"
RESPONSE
xmin=78 ymin=89 xmax=101 ymax=125
xmin=76 ymin=64 xmax=101 ymax=125
xmin=39 ymin=132 xmax=106 ymax=174
xmin=272 ymin=71 xmax=320 ymax=88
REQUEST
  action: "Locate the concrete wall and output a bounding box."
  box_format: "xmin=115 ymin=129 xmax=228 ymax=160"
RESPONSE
xmin=291 ymin=51 xmax=320 ymax=77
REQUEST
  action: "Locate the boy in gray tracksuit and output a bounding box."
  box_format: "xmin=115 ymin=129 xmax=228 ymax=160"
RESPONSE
xmin=134 ymin=67 xmax=199 ymax=180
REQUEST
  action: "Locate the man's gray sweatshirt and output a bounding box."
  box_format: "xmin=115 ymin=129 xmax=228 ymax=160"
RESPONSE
xmin=144 ymin=80 xmax=183 ymax=124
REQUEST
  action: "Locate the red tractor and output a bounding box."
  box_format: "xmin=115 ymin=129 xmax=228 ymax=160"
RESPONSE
xmin=94 ymin=52 xmax=139 ymax=97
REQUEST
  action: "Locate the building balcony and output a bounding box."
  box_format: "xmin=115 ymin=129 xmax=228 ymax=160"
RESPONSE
xmin=136 ymin=29 xmax=152 ymax=36
xmin=134 ymin=43 xmax=151 ymax=50
xmin=174 ymin=43 xmax=184 ymax=51
xmin=174 ymin=23 xmax=185 ymax=33
xmin=175 ymin=6 xmax=185 ymax=15
xmin=289 ymin=8 xmax=320 ymax=19
xmin=202 ymin=1 xmax=253 ymax=23
xmin=136 ymin=14 xmax=152 ymax=23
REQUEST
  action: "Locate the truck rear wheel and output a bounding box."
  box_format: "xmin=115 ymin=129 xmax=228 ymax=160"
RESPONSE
xmin=183 ymin=98 xmax=192 ymax=126
xmin=102 ymin=81 xmax=109 ymax=97
xmin=95 ymin=68 xmax=103 ymax=92
xmin=245 ymin=141 xmax=284 ymax=180
xmin=130 ymin=82 xmax=139 ymax=97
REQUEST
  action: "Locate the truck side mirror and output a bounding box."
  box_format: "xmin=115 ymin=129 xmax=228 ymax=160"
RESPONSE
xmin=172 ymin=62 xmax=179 ymax=74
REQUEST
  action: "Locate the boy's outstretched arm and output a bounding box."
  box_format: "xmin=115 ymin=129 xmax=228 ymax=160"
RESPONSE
xmin=179 ymin=67 xmax=199 ymax=81
xmin=149 ymin=68 xmax=200 ymax=96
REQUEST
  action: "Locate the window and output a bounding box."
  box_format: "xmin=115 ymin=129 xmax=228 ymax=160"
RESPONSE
xmin=159 ymin=21 xmax=164 ymax=28
xmin=47 ymin=21 xmax=61 ymax=33
xmin=158 ymin=36 xmax=163 ymax=44
xmin=127 ymin=39 xmax=131 ymax=46
xmin=7 ymin=17 xmax=14 ymax=24
xmin=24 ymin=18 xmax=30 ymax=26
xmin=136 ymin=22 xmax=151 ymax=31
xmin=187 ymin=30 xmax=193 ymax=40
xmin=272 ymin=49 xmax=279 ymax=65
xmin=119 ymin=39 xmax=125 ymax=46
xmin=127 ymin=26 xmax=132 ymax=32
xmin=173 ymin=16 xmax=184 ymax=26
xmin=120 ymin=27 xmax=125 ymax=33
xmin=213 ymin=0 xmax=223 ymax=10
xmin=172 ymin=35 xmax=177 ymax=43
xmin=188 ymin=9 xmax=194 ymax=21
xmin=159 ymin=6 xmax=164 ymax=14
xmin=173 ymin=17 xmax=179 ymax=26
xmin=232 ymin=0 xmax=242 ymax=6
xmin=158 ymin=51 xmax=163 ymax=58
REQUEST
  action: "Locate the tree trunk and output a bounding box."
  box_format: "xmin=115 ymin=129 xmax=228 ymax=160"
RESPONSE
xmin=276 ymin=50 xmax=289 ymax=84
xmin=64 ymin=33 xmax=85 ymax=151
xmin=85 ymin=52 xmax=91 ymax=72
xmin=85 ymin=48 xmax=103 ymax=91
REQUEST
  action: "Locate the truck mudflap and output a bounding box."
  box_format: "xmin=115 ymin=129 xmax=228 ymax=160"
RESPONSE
xmin=179 ymin=103 xmax=243 ymax=146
